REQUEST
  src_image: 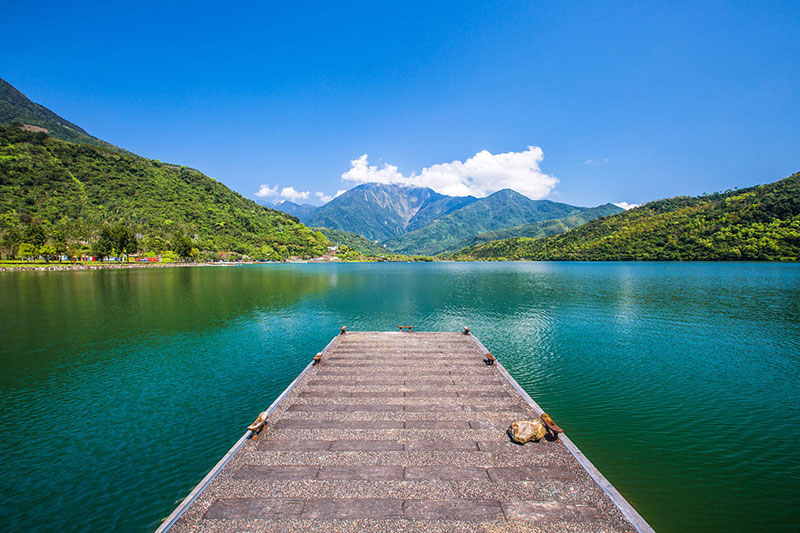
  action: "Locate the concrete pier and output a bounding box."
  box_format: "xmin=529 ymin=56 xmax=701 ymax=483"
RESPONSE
xmin=160 ymin=331 xmax=652 ymax=532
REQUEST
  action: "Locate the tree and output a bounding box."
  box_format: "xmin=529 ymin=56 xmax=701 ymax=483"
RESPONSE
xmin=39 ymin=244 xmax=56 ymax=262
xmin=144 ymin=235 xmax=167 ymax=254
xmin=51 ymin=226 xmax=68 ymax=262
xmin=17 ymin=243 xmax=36 ymax=261
xmin=1 ymin=229 xmax=21 ymax=260
xmin=110 ymin=225 xmax=136 ymax=257
xmin=25 ymin=224 xmax=46 ymax=247
xmin=93 ymin=226 xmax=115 ymax=259
xmin=66 ymin=244 xmax=81 ymax=262
xmin=93 ymin=224 xmax=137 ymax=260
xmin=173 ymin=232 xmax=193 ymax=260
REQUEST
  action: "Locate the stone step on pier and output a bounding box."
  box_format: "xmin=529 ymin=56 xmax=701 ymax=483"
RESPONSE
xmin=161 ymin=331 xmax=652 ymax=532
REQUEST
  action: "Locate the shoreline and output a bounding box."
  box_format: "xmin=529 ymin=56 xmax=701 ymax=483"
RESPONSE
xmin=3 ymin=258 xmax=793 ymax=272
xmin=0 ymin=261 xmax=218 ymax=273
xmin=0 ymin=259 xmax=394 ymax=272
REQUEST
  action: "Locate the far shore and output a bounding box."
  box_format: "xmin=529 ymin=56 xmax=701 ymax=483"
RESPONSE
xmin=0 ymin=260 xmax=224 ymax=272
xmin=0 ymin=258 xmax=429 ymax=272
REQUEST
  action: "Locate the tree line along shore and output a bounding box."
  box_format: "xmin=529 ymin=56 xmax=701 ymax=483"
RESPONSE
xmin=2 ymin=124 xmax=798 ymax=265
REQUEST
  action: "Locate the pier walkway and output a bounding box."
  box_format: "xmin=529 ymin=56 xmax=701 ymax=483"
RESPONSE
xmin=162 ymin=331 xmax=651 ymax=532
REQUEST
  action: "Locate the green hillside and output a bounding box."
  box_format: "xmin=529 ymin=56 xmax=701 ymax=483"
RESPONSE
xmin=449 ymin=173 xmax=800 ymax=261
xmin=315 ymin=228 xmax=388 ymax=256
xmin=464 ymin=203 xmax=623 ymax=246
xmin=0 ymin=78 xmax=118 ymax=150
xmin=0 ymin=124 xmax=328 ymax=260
xmin=383 ymin=189 xmax=593 ymax=255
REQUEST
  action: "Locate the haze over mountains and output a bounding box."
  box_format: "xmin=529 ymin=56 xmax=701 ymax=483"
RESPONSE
xmin=273 ymin=183 xmax=623 ymax=255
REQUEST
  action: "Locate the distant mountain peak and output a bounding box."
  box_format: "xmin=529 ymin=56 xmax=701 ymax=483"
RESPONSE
xmin=302 ymin=182 xmax=478 ymax=242
xmin=273 ymin=200 xmax=317 ymax=219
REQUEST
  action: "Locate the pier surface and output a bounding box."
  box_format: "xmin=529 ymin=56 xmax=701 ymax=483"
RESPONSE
xmin=165 ymin=331 xmax=650 ymax=532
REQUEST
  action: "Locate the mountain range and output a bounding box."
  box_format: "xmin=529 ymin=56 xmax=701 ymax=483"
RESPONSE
xmin=462 ymin=203 xmax=626 ymax=247
xmin=274 ymin=183 xmax=623 ymax=255
xmin=381 ymin=190 xmax=622 ymax=255
xmin=2 ymin=76 xmax=797 ymax=263
xmin=302 ymin=183 xmax=478 ymax=242
xmin=273 ymin=200 xmax=317 ymax=219
xmin=448 ymin=172 xmax=800 ymax=261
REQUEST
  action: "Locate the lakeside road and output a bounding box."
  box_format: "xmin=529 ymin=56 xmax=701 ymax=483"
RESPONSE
xmin=0 ymin=259 xmax=433 ymax=272
xmin=0 ymin=261 xmax=223 ymax=272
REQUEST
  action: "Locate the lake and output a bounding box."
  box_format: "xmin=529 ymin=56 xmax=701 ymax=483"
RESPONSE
xmin=1 ymin=262 xmax=798 ymax=531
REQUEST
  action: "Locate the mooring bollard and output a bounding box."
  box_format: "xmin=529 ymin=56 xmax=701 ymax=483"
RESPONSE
xmin=247 ymin=411 xmax=269 ymax=440
xmin=485 ymin=352 xmax=496 ymax=365
xmin=312 ymin=352 xmax=323 ymax=365
xmin=463 ymin=327 xmax=470 ymax=335
xmin=541 ymin=413 xmax=564 ymax=440
xmin=340 ymin=326 xmax=347 ymax=335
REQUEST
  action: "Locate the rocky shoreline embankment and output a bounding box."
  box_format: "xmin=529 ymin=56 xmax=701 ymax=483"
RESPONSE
xmin=0 ymin=262 xmax=215 ymax=272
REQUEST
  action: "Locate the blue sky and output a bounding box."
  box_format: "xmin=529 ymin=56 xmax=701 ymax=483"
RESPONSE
xmin=3 ymin=1 xmax=798 ymax=207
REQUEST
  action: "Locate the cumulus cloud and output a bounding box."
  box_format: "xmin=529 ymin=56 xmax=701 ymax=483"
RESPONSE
xmin=341 ymin=146 xmax=558 ymax=199
xmin=254 ymin=184 xmax=278 ymax=198
xmin=254 ymin=184 xmax=312 ymax=203
xmin=315 ymin=190 xmax=346 ymax=203
xmin=279 ymin=186 xmax=311 ymax=202
xmin=613 ymin=201 xmax=639 ymax=210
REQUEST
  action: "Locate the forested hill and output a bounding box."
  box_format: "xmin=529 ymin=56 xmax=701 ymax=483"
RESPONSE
xmin=449 ymin=172 xmax=800 ymax=261
xmin=0 ymin=124 xmax=328 ymax=260
xmin=0 ymin=78 xmax=118 ymax=150
xmin=463 ymin=203 xmax=623 ymax=246
xmin=315 ymin=228 xmax=388 ymax=256
xmin=383 ymin=189 xmax=603 ymax=255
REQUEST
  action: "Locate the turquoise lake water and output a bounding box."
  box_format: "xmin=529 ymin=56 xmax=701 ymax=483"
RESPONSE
xmin=1 ymin=262 xmax=799 ymax=531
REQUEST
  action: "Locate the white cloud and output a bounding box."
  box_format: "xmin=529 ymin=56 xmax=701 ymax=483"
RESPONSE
xmin=315 ymin=189 xmax=346 ymax=203
xmin=254 ymin=184 xmax=278 ymax=198
xmin=279 ymin=186 xmax=311 ymax=202
xmin=341 ymin=146 xmax=558 ymax=199
xmin=613 ymin=201 xmax=639 ymax=210
xmin=254 ymin=184 xmax=313 ymax=203
xmin=585 ymin=158 xmax=609 ymax=165
xmin=343 ymin=155 xmax=404 ymax=185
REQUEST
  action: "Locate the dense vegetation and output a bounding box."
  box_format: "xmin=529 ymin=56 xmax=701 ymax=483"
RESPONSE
xmin=464 ymin=203 xmax=622 ymax=246
xmin=383 ymin=189 xmax=607 ymax=255
xmin=0 ymin=78 xmax=118 ymax=150
xmin=0 ymin=125 xmax=329 ymax=260
xmin=7 ymin=76 xmax=793 ymax=264
xmin=315 ymin=228 xmax=389 ymax=256
xmin=449 ymin=173 xmax=800 ymax=261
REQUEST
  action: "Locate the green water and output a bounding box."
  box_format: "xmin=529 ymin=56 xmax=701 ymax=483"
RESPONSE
xmin=1 ymin=262 xmax=799 ymax=531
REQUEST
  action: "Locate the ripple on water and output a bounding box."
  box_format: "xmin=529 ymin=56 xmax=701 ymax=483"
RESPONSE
xmin=0 ymin=262 xmax=799 ymax=532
